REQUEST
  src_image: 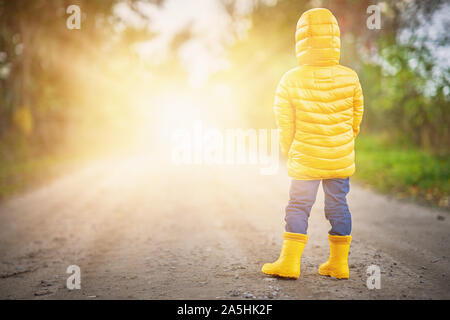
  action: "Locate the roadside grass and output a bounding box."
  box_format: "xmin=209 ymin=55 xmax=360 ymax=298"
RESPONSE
xmin=355 ymin=135 xmax=449 ymax=209
xmin=0 ymin=153 xmax=88 ymax=200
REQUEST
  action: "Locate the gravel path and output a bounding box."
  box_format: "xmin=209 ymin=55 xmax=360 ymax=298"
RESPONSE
xmin=0 ymin=156 xmax=448 ymax=299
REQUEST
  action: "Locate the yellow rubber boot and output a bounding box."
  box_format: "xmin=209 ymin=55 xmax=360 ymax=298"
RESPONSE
xmin=261 ymin=232 xmax=308 ymax=279
xmin=318 ymin=234 xmax=352 ymax=279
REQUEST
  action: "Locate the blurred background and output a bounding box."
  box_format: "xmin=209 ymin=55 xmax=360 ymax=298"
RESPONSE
xmin=0 ymin=0 xmax=448 ymax=207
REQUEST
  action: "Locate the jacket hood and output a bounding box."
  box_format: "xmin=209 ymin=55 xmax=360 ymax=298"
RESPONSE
xmin=295 ymin=8 xmax=340 ymax=66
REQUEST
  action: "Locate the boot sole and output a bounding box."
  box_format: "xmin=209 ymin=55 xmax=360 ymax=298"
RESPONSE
xmin=262 ymin=270 xmax=299 ymax=279
xmin=318 ymin=269 xmax=349 ymax=279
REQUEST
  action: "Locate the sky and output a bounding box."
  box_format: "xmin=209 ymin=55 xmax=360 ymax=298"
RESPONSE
xmin=398 ymin=1 xmax=450 ymax=96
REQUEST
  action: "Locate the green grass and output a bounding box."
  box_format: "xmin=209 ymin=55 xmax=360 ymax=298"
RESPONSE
xmin=0 ymin=154 xmax=87 ymax=200
xmin=355 ymin=135 xmax=449 ymax=208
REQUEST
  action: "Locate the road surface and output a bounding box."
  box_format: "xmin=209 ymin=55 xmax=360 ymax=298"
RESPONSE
xmin=0 ymin=156 xmax=449 ymax=299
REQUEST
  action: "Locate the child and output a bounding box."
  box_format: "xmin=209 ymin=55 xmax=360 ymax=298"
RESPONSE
xmin=262 ymin=8 xmax=364 ymax=279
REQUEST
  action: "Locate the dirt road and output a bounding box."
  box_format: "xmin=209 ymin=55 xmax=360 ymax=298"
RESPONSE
xmin=0 ymin=156 xmax=449 ymax=299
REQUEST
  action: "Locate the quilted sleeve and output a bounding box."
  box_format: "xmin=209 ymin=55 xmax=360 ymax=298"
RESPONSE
xmin=274 ymin=77 xmax=295 ymax=156
xmin=353 ymin=78 xmax=364 ymax=137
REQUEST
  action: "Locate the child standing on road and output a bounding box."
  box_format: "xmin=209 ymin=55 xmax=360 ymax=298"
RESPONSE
xmin=262 ymin=8 xmax=364 ymax=279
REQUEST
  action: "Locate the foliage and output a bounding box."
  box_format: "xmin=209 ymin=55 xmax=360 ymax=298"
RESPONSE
xmin=360 ymin=36 xmax=449 ymax=152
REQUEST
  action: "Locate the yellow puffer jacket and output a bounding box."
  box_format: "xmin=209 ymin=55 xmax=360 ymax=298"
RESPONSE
xmin=274 ymin=8 xmax=364 ymax=180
